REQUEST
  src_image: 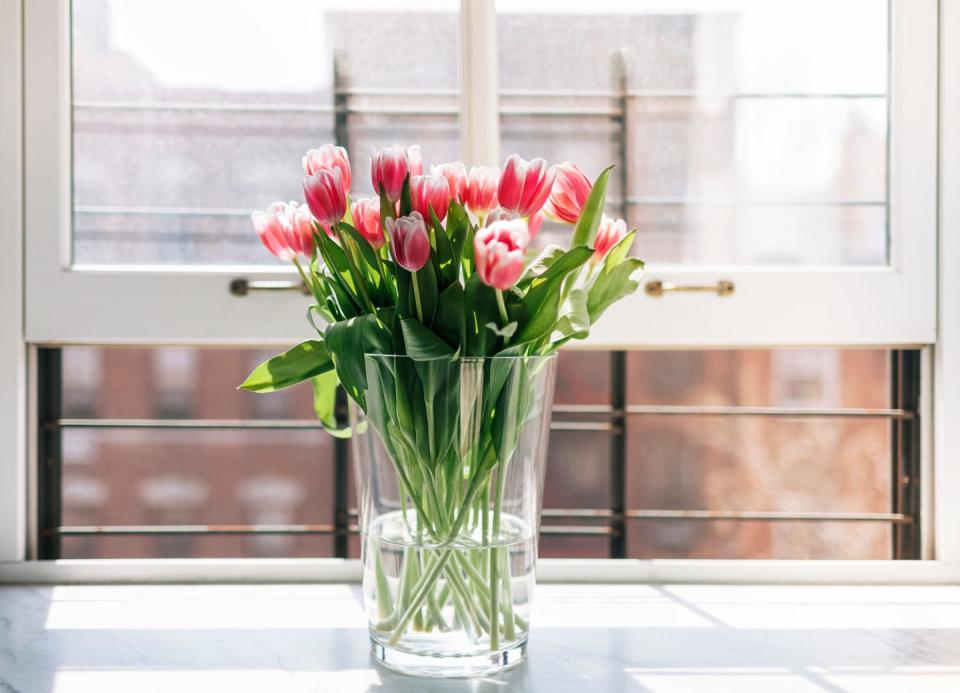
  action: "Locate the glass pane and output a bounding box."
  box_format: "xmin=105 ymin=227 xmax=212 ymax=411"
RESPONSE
xmin=627 ymin=349 xmax=891 ymax=408
xmin=71 ymin=0 xmax=459 ymax=265
xmin=626 ymin=519 xmax=890 ymax=559
xmin=62 ymin=346 xmax=318 ymax=420
xmin=496 ymin=0 xmax=888 ymax=266
xmin=62 ymin=428 xmax=334 ymax=527
xmin=625 ymin=416 xmax=891 ymax=513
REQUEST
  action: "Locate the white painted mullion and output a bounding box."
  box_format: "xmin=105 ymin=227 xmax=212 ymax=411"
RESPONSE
xmin=0 ymin=0 xmax=26 ymax=561
xmin=459 ymin=0 xmax=500 ymax=166
xmin=935 ymin=0 xmax=960 ymax=564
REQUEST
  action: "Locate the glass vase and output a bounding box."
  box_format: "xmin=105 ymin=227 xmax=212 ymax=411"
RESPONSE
xmin=350 ymin=353 xmax=557 ymax=678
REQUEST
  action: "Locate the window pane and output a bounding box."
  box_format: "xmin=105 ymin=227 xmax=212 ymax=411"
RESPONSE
xmin=71 ymin=0 xmax=459 ymax=266
xmin=497 ymin=0 xmax=888 ymax=266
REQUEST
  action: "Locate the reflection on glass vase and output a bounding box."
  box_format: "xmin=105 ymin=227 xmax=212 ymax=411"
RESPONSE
xmin=351 ymin=354 xmax=557 ymax=678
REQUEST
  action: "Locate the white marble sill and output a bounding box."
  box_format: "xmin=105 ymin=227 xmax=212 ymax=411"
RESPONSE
xmin=2 ymin=583 xmax=960 ymax=692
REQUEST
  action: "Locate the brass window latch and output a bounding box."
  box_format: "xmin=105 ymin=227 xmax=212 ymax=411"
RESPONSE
xmin=644 ymin=280 xmax=735 ymax=297
xmin=229 ymin=278 xmax=310 ymax=296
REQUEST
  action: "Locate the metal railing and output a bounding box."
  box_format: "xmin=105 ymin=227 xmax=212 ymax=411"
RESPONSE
xmin=36 ymin=348 xmax=922 ymax=559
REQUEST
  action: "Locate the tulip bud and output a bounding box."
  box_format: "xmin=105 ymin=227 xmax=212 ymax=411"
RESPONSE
xmin=593 ymin=215 xmax=628 ymax=263
xmin=350 ymin=197 xmax=385 ymax=250
xmin=474 ymin=218 xmax=529 ymax=290
xmin=406 ymin=145 xmax=423 ymax=176
xmin=371 ymin=145 xmax=412 ymax=203
xmin=430 ymin=161 xmax=468 ymax=202
xmin=464 ymin=166 xmax=499 ymax=218
xmin=386 ymin=211 xmax=431 ymax=271
xmin=303 ymin=169 xmax=347 ymax=233
xmin=544 ymin=161 xmax=591 ymax=224
xmin=252 ymin=201 xmax=315 ymax=261
xmin=497 ymin=154 xmax=556 ymax=217
xmin=410 ymin=174 xmax=451 ymax=223
xmin=302 ymin=144 xmax=351 ymax=194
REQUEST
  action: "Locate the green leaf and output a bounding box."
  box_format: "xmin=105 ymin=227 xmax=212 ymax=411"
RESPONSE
xmin=447 ymin=201 xmax=470 ymax=257
xmin=429 ymin=209 xmax=457 ymax=288
xmin=516 ymin=244 xmax=566 ymax=291
xmin=311 ymin=369 xmax=339 ymax=429
xmin=434 ymin=282 xmax=466 ymax=347
xmin=239 ymin=340 xmax=333 ymax=392
xmin=411 ymin=259 xmax=438 ymax=325
xmin=602 ymin=228 xmax=637 ymax=268
xmin=400 ymin=317 xmax=455 ymax=360
xmin=551 ymin=288 xmax=591 ymax=345
xmin=485 ymin=321 xmax=518 ymax=340
xmin=514 ymin=246 xmax=593 ymax=344
xmin=399 ymin=174 xmax=412 ymax=216
xmin=463 ymin=273 xmax=500 ymax=356
xmin=587 ymin=257 xmax=645 ymax=323
xmin=338 ymin=221 xmax=391 ymax=305
xmin=571 ymin=165 xmax=614 ymax=248
xmin=324 ymin=310 xmax=393 ymax=408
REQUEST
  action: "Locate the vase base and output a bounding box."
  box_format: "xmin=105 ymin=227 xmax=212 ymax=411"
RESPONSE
xmin=370 ymin=636 xmax=526 ymax=678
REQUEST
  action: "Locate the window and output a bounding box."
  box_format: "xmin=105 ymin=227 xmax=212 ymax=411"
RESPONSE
xmin=9 ymin=0 xmax=945 ymax=570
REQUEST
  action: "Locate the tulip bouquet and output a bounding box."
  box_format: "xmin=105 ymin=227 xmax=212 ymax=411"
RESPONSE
xmin=240 ymin=143 xmax=643 ymax=674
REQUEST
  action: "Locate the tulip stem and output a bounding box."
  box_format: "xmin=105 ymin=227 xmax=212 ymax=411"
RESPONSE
xmin=412 ymin=270 xmax=425 ymax=323
xmin=292 ymin=258 xmax=316 ymax=300
xmin=495 ymin=290 xmax=511 ymax=345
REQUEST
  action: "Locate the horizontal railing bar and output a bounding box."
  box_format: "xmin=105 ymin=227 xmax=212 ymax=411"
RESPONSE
xmin=625 ymin=405 xmax=913 ymax=419
xmin=73 ymin=197 xmax=886 ymax=220
xmin=49 ymin=524 xmax=336 ymax=536
xmin=51 ymin=419 xmax=325 ymax=430
xmin=553 ymin=404 xmax=616 ymax=414
xmin=625 ymin=197 xmax=886 ymax=207
xmin=49 ymin=418 xmax=613 ymax=431
xmin=539 ymin=526 xmax=615 ymax=536
xmin=624 ymin=510 xmax=911 ymax=523
xmin=74 ymin=92 xmax=884 ymax=113
xmin=351 ymin=509 xmax=912 ymax=523
xmin=550 ymin=421 xmax=617 ymax=432
xmin=49 ymin=524 xmax=619 ymax=537
xmin=74 ymin=100 xmax=336 ymax=113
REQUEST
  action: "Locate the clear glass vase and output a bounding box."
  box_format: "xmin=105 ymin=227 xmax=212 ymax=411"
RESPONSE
xmin=350 ymin=353 xmax=557 ymax=678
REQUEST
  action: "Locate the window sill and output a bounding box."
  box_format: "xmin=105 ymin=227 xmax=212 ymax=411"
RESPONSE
xmin=2 ymin=581 xmax=959 ymax=691
xmin=2 ymin=558 xmax=960 ymax=585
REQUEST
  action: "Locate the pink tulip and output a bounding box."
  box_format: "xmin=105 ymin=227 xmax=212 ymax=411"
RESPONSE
xmin=593 ymin=215 xmax=628 ymax=262
xmin=302 ymin=144 xmax=351 ymax=194
xmin=407 ymin=145 xmax=423 ymax=176
xmin=371 ymin=145 xmax=413 ymax=203
xmin=544 ymin=162 xmax=591 ymax=224
xmin=252 ymin=201 xmax=315 ymax=261
xmin=410 ymin=174 xmax=451 ymax=223
xmin=497 ymin=154 xmax=556 ymax=217
xmin=464 ymin=166 xmax=499 ymax=218
xmin=431 ymin=161 xmax=468 ymax=202
xmin=350 ymin=197 xmax=384 ymax=250
xmin=303 ymin=168 xmax=347 ymax=233
xmin=386 ymin=212 xmax=431 ymax=271
xmin=474 ymin=218 xmax=529 ymax=290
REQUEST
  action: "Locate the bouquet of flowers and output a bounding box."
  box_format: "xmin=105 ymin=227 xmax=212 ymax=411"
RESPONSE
xmin=240 ymin=143 xmax=643 ymax=672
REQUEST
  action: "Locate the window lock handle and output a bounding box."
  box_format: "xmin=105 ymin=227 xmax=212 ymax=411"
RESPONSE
xmin=644 ymin=280 xmax=735 ymax=297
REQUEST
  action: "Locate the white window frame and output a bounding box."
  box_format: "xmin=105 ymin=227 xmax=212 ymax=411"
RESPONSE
xmin=1 ymin=0 xmax=958 ymax=584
